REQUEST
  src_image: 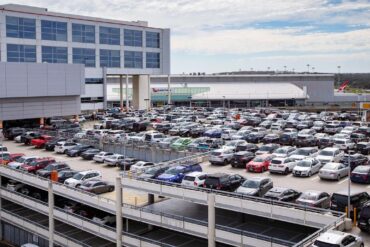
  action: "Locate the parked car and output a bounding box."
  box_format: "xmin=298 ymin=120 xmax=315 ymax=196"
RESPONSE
xmin=204 ymin=173 xmax=245 ymax=191
xmin=157 ymin=163 xmax=202 ymax=183
xmin=0 ymin=153 xmax=24 ymax=165
xmin=340 ymin=153 xmax=368 ymax=171
xmin=57 ymin=170 xmax=78 ymax=183
xmin=350 ymin=166 xmax=370 ymax=184
xmin=356 ymin=142 xmax=370 ymax=155
xmin=296 ymin=190 xmax=331 ymax=208
xmin=317 ymin=136 xmax=334 ymax=149
xmin=31 ymin=135 xmax=53 ymax=148
xmin=262 ymin=133 xmax=280 ymax=144
xmin=20 ymin=157 xmax=56 ymax=174
xmin=272 ymin=146 xmax=295 ymax=158
xmin=231 ymin=151 xmax=255 ymax=168
xmin=181 ymin=172 xmax=207 ymax=187
xmin=255 ymin=144 xmax=279 ymax=155
xmin=118 ymin=158 xmax=139 ymax=171
xmin=358 ymin=202 xmax=370 ymax=232
xmin=6 ymin=180 xmax=24 ymax=192
xmin=157 ymin=136 xmax=180 ymax=149
xmin=331 ymin=190 xmax=370 ymax=219
xmin=93 ymin=151 xmax=114 ymax=163
xmin=279 ymin=132 xmax=297 ymax=146
xmin=170 ymin=138 xmax=192 ymax=151
xmin=36 ymin=162 xmax=70 ymax=178
xmin=3 ymin=127 xmax=26 ymax=140
xmin=104 ymin=154 xmax=125 ymax=167
xmin=55 ymin=141 xmax=79 ymax=154
xmin=66 ymin=145 xmax=94 ymax=157
xmin=64 ymin=170 xmax=102 ymax=188
xmin=246 ymin=154 xmax=274 ymax=173
xmin=318 ymin=162 xmax=348 ymax=181
xmin=80 ymin=180 xmax=114 ymax=194
xmin=44 ymin=137 xmax=67 ymax=151
xmin=292 ymin=158 xmax=322 ymax=177
xmin=289 ymin=147 xmax=318 ymax=161
xmin=295 ymin=134 xmax=316 ymax=147
xmin=8 ymin=156 xmax=39 ymax=169
xmin=235 ymin=143 xmax=258 ymax=153
xmin=138 ymin=166 xmax=169 ymax=179
xmin=263 ymin=187 xmax=301 ymax=202
xmin=334 ymin=138 xmax=355 ymax=152
xmin=80 ymin=149 xmax=101 ymax=160
xmin=130 ymin=161 xmax=155 ymax=173
xmin=312 ymin=230 xmax=363 ymax=247
xmin=269 ymin=157 xmax=297 ymax=174
xmin=235 ymin=177 xmax=273 ymax=196
xmin=21 ymin=132 xmax=41 ymax=145
xmin=316 ymin=147 xmax=344 ymax=165
xmin=209 ymin=148 xmax=235 ymax=165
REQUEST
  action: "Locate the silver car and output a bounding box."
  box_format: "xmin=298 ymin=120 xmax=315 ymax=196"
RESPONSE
xmin=319 ymin=162 xmax=348 ymax=181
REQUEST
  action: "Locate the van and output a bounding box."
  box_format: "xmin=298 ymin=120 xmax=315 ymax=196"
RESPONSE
xmin=331 ymin=190 xmax=370 ymax=219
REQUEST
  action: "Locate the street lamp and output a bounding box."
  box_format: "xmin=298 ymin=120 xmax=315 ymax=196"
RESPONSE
xmin=306 ymin=64 xmax=310 ymax=73
xmin=337 ymin=65 xmax=341 ymax=85
xmin=312 ymin=67 xmax=315 ymax=73
xmin=283 ymin=66 xmax=287 ymax=72
xmin=222 ymin=96 xmax=226 ymax=110
xmin=188 ymin=96 xmax=192 ymax=108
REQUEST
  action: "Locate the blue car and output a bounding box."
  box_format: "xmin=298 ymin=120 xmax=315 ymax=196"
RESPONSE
xmin=204 ymin=128 xmax=222 ymax=138
xmin=156 ymin=164 xmax=202 ymax=183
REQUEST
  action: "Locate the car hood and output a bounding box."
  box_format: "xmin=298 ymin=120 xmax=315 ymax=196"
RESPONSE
xmin=294 ymin=166 xmax=310 ymax=172
xmin=316 ymin=155 xmax=333 ymax=161
xmin=236 ymin=187 xmax=258 ymax=195
xmin=289 ymin=155 xmax=306 ymax=160
xmin=8 ymin=162 xmax=22 ymax=167
xmin=65 ymin=178 xmax=79 ymax=184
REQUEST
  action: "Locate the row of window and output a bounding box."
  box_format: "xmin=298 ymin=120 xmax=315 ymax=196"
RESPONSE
xmin=6 ymin=16 xmax=161 ymax=48
xmin=6 ymin=44 xmax=160 ymax=68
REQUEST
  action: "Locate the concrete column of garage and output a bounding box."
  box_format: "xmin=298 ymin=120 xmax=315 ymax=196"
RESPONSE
xmin=208 ymin=194 xmax=215 ymax=247
xmin=48 ymin=181 xmax=54 ymax=247
xmin=116 ymin=177 xmax=123 ymax=247
xmin=132 ymin=75 xmax=151 ymax=110
xmin=120 ymin=75 xmax=124 ymax=112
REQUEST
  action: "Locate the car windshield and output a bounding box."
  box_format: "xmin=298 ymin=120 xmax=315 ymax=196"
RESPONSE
xmin=253 ymin=157 xmax=265 ymax=162
xmin=45 ymin=165 xmax=57 ymax=171
xmin=271 ymin=159 xmax=282 ymax=164
xmin=73 ymin=173 xmax=84 ymax=180
xmin=16 ymin=157 xmax=26 ymax=163
xmin=292 ymin=149 xmax=309 ymax=156
xmin=297 ymin=161 xmax=311 ymax=167
xmin=274 ymin=148 xmax=287 ymax=154
xmin=225 ymin=141 xmax=238 ymax=146
xmin=319 ymin=150 xmax=334 ymax=156
xmin=322 ymin=163 xmax=338 ymax=170
xmin=299 ymin=193 xmax=318 ymax=200
xmin=259 ymin=146 xmax=272 ymax=151
xmin=146 ymin=167 xmax=160 ymax=175
xmin=241 ymin=180 xmax=260 ymax=188
xmin=211 ymin=152 xmax=221 ymax=156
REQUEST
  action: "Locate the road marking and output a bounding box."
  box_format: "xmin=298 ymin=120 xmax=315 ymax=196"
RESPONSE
xmin=338 ymin=178 xmax=348 ymax=185
xmin=310 ymin=176 xmax=319 ymax=181
xmin=367 ymin=185 xmax=370 ymax=189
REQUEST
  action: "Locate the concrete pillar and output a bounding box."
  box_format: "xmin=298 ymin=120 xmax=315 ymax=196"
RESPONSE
xmin=132 ymin=75 xmax=150 ymax=110
xmin=208 ymin=194 xmax=216 ymax=247
xmin=148 ymin=75 xmax=151 ymax=111
xmin=48 ymin=181 xmax=54 ymax=247
xmin=167 ymin=75 xmax=171 ymax=105
xmin=126 ymin=75 xmax=129 ymax=112
xmin=116 ymin=177 xmax=123 ymax=247
xmin=120 ymin=75 xmax=124 ymax=112
xmin=102 ymin=67 xmax=108 ymax=110
xmin=148 ymin=193 xmax=155 ymax=204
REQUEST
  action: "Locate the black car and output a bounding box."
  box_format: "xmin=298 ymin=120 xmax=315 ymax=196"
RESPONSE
xmin=262 ymin=134 xmax=280 ymax=144
xmin=66 ymin=145 xmax=94 ymax=157
xmin=155 ymin=123 xmax=172 ymax=134
xmin=331 ymin=190 xmax=370 ymax=219
xmin=36 ymin=162 xmax=70 ymax=178
xmin=295 ymin=135 xmax=316 ymax=147
xmin=246 ymin=132 xmax=265 ymax=143
xmin=350 ymin=133 xmax=367 ymax=144
xmin=3 ymin=127 xmax=26 ymax=140
xmin=139 ymin=166 xmax=169 ymax=179
xmin=317 ymin=136 xmax=334 ymax=149
xmin=235 ymin=143 xmax=258 ymax=153
xmin=358 ymin=201 xmax=370 ymax=232
xmin=21 ymin=132 xmax=41 ymax=145
xmin=340 ymin=153 xmax=368 ymax=171
xmin=81 ymin=149 xmax=101 ymax=160
xmin=279 ymin=132 xmax=297 ymax=146
xmin=57 ymin=170 xmax=78 ymax=183
xmin=263 ymin=187 xmax=301 ymax=202
xmin=190 ymin=126 xmax=206 ymax=138
xmin=203 ymin=173 xmax=245 ymax=192
xmin=231 ymin=151 xmax=255 ymax=168
xmin=44 ymin=137 xmax=67 ymax=151
xmin=356 ymin=142 xmax=370 ymax=155
xmin=119 ymin=158 xmax=139 ymax=171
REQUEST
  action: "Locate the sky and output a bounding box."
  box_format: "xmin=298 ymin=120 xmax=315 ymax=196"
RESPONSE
xmin=2 ymin=0 xmax=370 ymax=74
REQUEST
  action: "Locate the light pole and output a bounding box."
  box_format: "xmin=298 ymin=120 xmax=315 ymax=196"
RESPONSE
xmin=347 ymin=151 xmax=353 ymax=218
xmin=337 ymin=65 xmax=341 ymax=85
xmin=188 ymin=96 xmax=192 ymax=108
xmin=144 ymin=98 xmax=149 ymax=111
xmin=283 ymin=66 xmax=287 ymax=72
xmin=306 ymin=64 xmax=310 ymax=73
xmin=312 ymin=67 xmax=315 ymax=73
xmin=222 ymin=96 xmax=226 ymax=110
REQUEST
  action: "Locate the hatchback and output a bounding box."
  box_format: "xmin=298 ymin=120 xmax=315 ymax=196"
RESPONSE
xmin=181 ymin=172 xmax=207 ymax=187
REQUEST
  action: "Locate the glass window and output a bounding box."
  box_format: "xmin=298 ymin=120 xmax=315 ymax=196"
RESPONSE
xmin=41 ymin=20 xmax=67 ymax=41
xmin=6 ymin=16 xmax=36 ymax=39
xmin=72 ymin=48 xmax=96 ymax=67
xmin=42 ymin=46 xmax=68 ymax=63
xmin=7 ymin=44 xmax=36 ymax=62
xmin=146 ymin=52 xmax=160 ymax=68
xmin=124 ymin=51 xmax=142 ymax=68
xmin=146 ymin=31 xmax=160 ymax=48
xmin=100 ymin=49 xmax=120 ymax=68
xmin=99 ymin=26 xmax=120 ymax=45
xmin=72 ymin=23 xmax=95 ymax=43
xmin=124 ymin=29 xmax=142 ymax=47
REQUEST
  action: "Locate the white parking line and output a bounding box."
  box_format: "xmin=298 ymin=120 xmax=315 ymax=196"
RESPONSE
xmin=310 ymin=176 xmax=319 ymax=181
xmin=338 ymin=178 xmax=348 ymax=185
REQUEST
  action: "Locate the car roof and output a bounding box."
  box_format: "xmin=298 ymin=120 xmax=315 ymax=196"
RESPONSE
xmin=185 ymin=171 xmax=205 ymax=177
xmin=333 ymin=189 xmax=367 ymax=196
xmin=315 ymin=230 xmax=348 ymax=244
xmin=79 ymin=170 xmax=101 ymax=175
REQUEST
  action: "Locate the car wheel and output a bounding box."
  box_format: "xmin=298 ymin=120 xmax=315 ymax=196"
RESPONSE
xmin=76 ymin=184 xmax=81 ymax=188
xmin=308 ymin=172 xmax=312 ymax=177
xmin=109 ymin=187 xmax=114 ymax=192
xmin=337 ymin=175 xmax=341 ymax=181
xmin=64 ymin=150 xmax=67 ymax=154
xmin=223 ymin=160 xmax=228 ymax=166
xmin=284 ymin=168 xmax=289 ymax=175
xmin=360 ymin=244 xmax=364 ymax=247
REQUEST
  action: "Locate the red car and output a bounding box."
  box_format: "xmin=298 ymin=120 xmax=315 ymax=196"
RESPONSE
xmin=246 ymin=154 xmax=274 ymax=173
xmin=20 ymin=157 xmax=55 ymax=173
xmin=0 ymin=153 xmax=25 ymax=165
xmin=31 ymin=135 xmax=53 ymax=148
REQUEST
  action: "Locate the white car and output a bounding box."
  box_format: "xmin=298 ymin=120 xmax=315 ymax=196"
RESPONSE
xmin=272 ymin=146 xmax=296 ymax=158
xmin=334 ymin=139 xmax=355 ymax=151
xmin=64 ymin=170 xmax=102 ymax=188
xmin=319 ymin=162 xmax=349 ymax=181
xmin=104 ymin=154 xmax=124 ymax=166
xmin=55 ymin=141 xmax=79 ymax=154
xmin=6 ymin=180 xmax=24 ymax=191
xmin=209 ymin=148 xmax=235 ymax=165
xmin=93 ymin=151 xmax=114 ymax=163
xmin=312 ymin=230 xmax=363 ymax=247
xmin=130 ymin=161 xmax=155 ymax=173
xmin=8 ymin=156 xmax=38 ymax=169
xmin=292 ymin=158 xmax=322 ymax=177
xmin=221 ymin=129 xmax=237 ymax=140
xmin=316 ymin=147 xmax=344 ymax=165
xmin=269 ymin=157 xmax=297 ymax=174
xmin=222 ymin=140 xmax=246 ymax=151
xmin=289 ymin=147 xmax=318 ymax=161
xmin=92 ymin=215 xmax=115 ymax=225
xmin=14 ymin=135 xmax=22 ymax=143
xmin=181 ymin=172 xmax=207 ymax=187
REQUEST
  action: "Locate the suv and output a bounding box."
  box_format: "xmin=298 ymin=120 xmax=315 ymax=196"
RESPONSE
xmin=209 ymin=148 xmax=234 ymax=165
xmin=231 ymin=151 xmax=255 ymax=168
xmin=181 ymin=172 xmax=207 ymax=187
xmin=295 ymin=134 xmax=316 ymax=147
xmin=313 ymin=230 xmax=363 ymax=247
xmin=31 ymin=135 xmax=53 ymax=148
xmin=8 ymin=156 xmax=39 ymax=169
xmin=55 ymin=141 xmax=79 ymax=154
xmin=356 ymin=142 xmax=370 ymax=155
xmin=20 ymin=157 xmax=56 ymax=173
xmin=64 ymin=170 xmax=102 ymax=188
xmin=156 ymin=163 xmax=202 ymax=183
xmin=358 ymin=202 xmax=370 ymax=232
xmin=235 ymin=177 xmax=273 ymax=196
xmin=3 ymin=127 xmax=25 ymax=140
xmin=203 ymin=173 xmax=245 ymax=192
xmin=66 ymin=145 xmax=94 ymax=157
xmin=44 ymin=137 xmax=67 ymax=151
xmin=316 ymin=147 xmax=344 ymax=165
xmin=36 ymin=162 xmax=70 ymax=178
xmin=331 ymin=190 xmax=370 ymax=219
